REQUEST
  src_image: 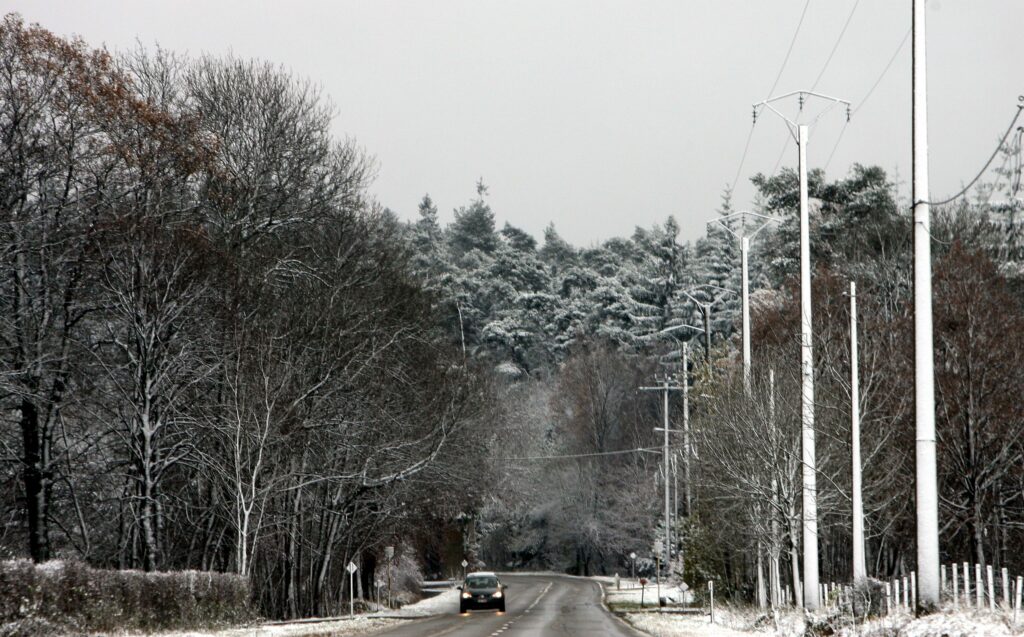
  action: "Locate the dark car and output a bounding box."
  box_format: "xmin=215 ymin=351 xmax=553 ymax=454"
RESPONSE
xmin=459 ymin=572 xmax=506 ymax=613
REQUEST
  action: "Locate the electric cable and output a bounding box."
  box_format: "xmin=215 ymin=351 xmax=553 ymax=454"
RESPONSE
xmin=917 ymin=99 xmax=1024 ymax=207
xmin=852 ymin=28 xmax=911 ymax=117
xmin=766 ymin=0 xmax=813 ymax=99
xmin=824 ymin=27 xmax=910 ymax=173
xmin=498 ymin=446 xmax=663 ymax=461
xmin=730 ymin=0 xmax=812 ymax=189
xmin=823 ymin=121 xmax=847 ymax=172
xmin=810 ymin=0 xmax=860 ymax=92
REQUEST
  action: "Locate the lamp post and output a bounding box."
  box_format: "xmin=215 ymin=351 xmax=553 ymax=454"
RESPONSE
xmin=752 ymin=89 xmax=851 ymax=611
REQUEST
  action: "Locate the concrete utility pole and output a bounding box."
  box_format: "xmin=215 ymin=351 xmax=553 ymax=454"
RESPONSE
xmin=753 ymin=90 xmax=850 ymax=611
xmin=641 ymin=377 xmax=684 ymax=577
xmin=682 ymin=343 xmax=691 ymax=519
xmin=681 ymin=284 xmax=736 ymax=365
xmin=913 ymin=0 xmax=940 ymax=610
xmin=797 ymin=123 xmax=820 ymax=611
xmin=710 ymin=212 xmax=777 ymax=397
xmin=850 ymin=282 xmax=867 ymax=582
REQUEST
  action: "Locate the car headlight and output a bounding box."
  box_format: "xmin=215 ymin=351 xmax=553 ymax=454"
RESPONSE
xmin=462 ymin=591 xmax=471 ymax=599
xmin=492 ymin=590 xmax=503 ymax=598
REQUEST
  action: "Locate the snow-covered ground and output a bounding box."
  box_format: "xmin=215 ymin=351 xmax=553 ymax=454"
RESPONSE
xmin=619 ymin=602 xmax=1024 ymax=637
xmin=605 ymin=579 xmax=693 ymax=606
xmin=625 ymin=612 xmax=751 ymax=637
xmin=99 ymin=588 xmax=462 ymax=637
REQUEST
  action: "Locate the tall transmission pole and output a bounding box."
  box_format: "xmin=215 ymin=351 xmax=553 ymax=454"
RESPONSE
xmin=912 ymin=0 xmax=940 ymax=610
xmin=709 ymin=212 xmax=778 ymax=397
xmin=850 ymin=282 xmax=866 ymax=582
xmin=754 ymin=90 xmax=850 ymax=611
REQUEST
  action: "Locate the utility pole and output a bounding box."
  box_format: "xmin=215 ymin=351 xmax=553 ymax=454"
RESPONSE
xmin=710 ymin=212 xmax=777 ymax=397
xmin=769 ymin=368 xmax=781 ymax=608
xmin=682 ymin=342 xmax=691 ymax=519
xmin=753 ymin=90 xmax=850 ymax=611
xmin=913 ymin=0 xmax=940 ymax=610
xmin=851 ymin=282 xmax=866 ymax=582
xmin=797 ymin=122 xmax=820 ymax=611
xmin=741 ymin=236 xmax=751 ymax=393
xmin=641 ymin=377 xmax=684 ymax=578
xmin=682 ymin=284 xmax=735 ymax=365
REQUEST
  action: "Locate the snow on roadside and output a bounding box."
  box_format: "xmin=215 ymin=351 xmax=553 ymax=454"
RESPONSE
xmin=99 ymin=616 xmax=402 ymax=637
xmin=98 ymin=590 xmax=461 ymax=637
xmin=605 ymin=581 xmax=693 ymax=606
xmin=624 ymin=612 xmax=751 ymax=637
xmin=621 ymin=605 xmax=1023 ymax=637
xmin=385 ymin=588 xmax=460 ymax=617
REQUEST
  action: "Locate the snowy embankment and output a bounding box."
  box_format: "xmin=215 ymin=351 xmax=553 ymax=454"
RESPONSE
xmin=109 ymin=589 xmax=461 ymax=637
xmin=600 ymin=578 xmax=1024 ymax=637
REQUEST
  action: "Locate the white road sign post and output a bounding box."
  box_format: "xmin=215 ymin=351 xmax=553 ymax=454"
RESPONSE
xmin=461 ymin=559 xmax=469 ymax=580
xmin=347 ymin=561 xmax=358 ymax=616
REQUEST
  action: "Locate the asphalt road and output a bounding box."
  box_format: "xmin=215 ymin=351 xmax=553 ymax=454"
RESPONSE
xmin=374 ymin=574 xmax=644 ymax=637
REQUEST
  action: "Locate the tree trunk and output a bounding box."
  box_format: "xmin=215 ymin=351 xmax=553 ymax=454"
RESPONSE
xmin=20 ymin=398 xmax=50 ymax=563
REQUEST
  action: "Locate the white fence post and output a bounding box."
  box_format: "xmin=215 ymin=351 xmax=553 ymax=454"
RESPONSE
xmin=976 ymin=564 xmax=983 ymax=610
xmin=986 ymin=565 xmax=995 ymax=611
xmin=952 ymin=563 xmax=959 ymax=609
xmin=709 ymin=580 xmax=715 ymax=624
xmin=1014 ymin=576 xmax=1022 ymax=627
xmin=1001 ymin=567 xmax=1009 ymax=609
xmin=885 ymin=582 xmax=892 ymax=615
xmin=964 ymin=562 xmax=971 ymax=607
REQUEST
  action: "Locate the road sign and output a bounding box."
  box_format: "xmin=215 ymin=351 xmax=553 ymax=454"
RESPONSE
xmin=385 ymin=546 xmax=395 ymax=559
xmin=461 ymin=560 xmax=469 ymax=568
xmin=347 ymin=561 xmax=358 ymax=574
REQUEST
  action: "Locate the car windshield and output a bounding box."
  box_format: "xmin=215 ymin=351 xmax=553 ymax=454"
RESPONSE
xmin=465 ymin=576 xmax=498 ymax=588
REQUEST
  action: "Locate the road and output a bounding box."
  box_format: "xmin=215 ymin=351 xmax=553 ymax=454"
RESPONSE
xmin=374 ymin=574 xmax=645 ymax=637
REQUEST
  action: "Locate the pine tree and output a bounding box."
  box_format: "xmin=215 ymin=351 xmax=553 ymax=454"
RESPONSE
xmin=450 ymin=180 xmax=498 ymax=255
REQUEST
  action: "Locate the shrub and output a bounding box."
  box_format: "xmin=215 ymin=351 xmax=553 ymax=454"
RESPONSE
xmin=0 ymin=560 xmax=252 ymax=634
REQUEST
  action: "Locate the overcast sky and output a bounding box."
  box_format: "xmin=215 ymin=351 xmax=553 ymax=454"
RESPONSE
xmin=7 ymin=1 xmax=1022 ymax=246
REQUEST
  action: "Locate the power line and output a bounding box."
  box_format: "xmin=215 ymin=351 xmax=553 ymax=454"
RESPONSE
xmin=823 ymin=121 xmax=848 ymax=172
xmin=498 ymin=446 xmax=663 ymax=461
xmin=810 ymin=0 xmax=860 ymax=92
xmin=919 ymin=99 xmax=1024 ymax=207
xmin=853 ymin=27 xmax=911 ymax=116
xmin=824 ymin=27 xmax=910 ymax=173
xmin=766 ymin=0 xmax=812 ymax=99
xmin=731 ymin=0 xmax=812 ymax=189
xmin=730 ymin=124 xmax=757 ymax=190
xmin=770 ymin=132 xmax=791 ymax=176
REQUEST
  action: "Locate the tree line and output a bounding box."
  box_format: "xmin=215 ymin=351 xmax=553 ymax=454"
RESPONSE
xmin=3 ymin=11 xmax=1023 ymax=618
xmin=404 ymin=132 xmax=1024 ymax=599
xmin=0 ymin=14 xmax=486 ymax=619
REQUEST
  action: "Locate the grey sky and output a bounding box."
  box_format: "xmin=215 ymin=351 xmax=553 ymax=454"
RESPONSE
xmin=7 ymin=1 xmax=1021 ymax=246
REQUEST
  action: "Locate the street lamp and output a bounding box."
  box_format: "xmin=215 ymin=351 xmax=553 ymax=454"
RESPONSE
xmin=630 ymin=552 xmax=637 ymax=583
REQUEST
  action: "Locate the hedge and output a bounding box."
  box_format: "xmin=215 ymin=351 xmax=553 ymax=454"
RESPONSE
xmin=0 ymin=559 xmax=252 ymax=636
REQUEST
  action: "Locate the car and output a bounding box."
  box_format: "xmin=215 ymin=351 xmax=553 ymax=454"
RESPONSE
xmin=458 ymin=571 xmax=507 ymax=613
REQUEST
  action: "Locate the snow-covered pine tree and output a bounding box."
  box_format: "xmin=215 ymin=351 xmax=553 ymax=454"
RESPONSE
xmin=450 ymin=180 xmax=499 ymax=256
